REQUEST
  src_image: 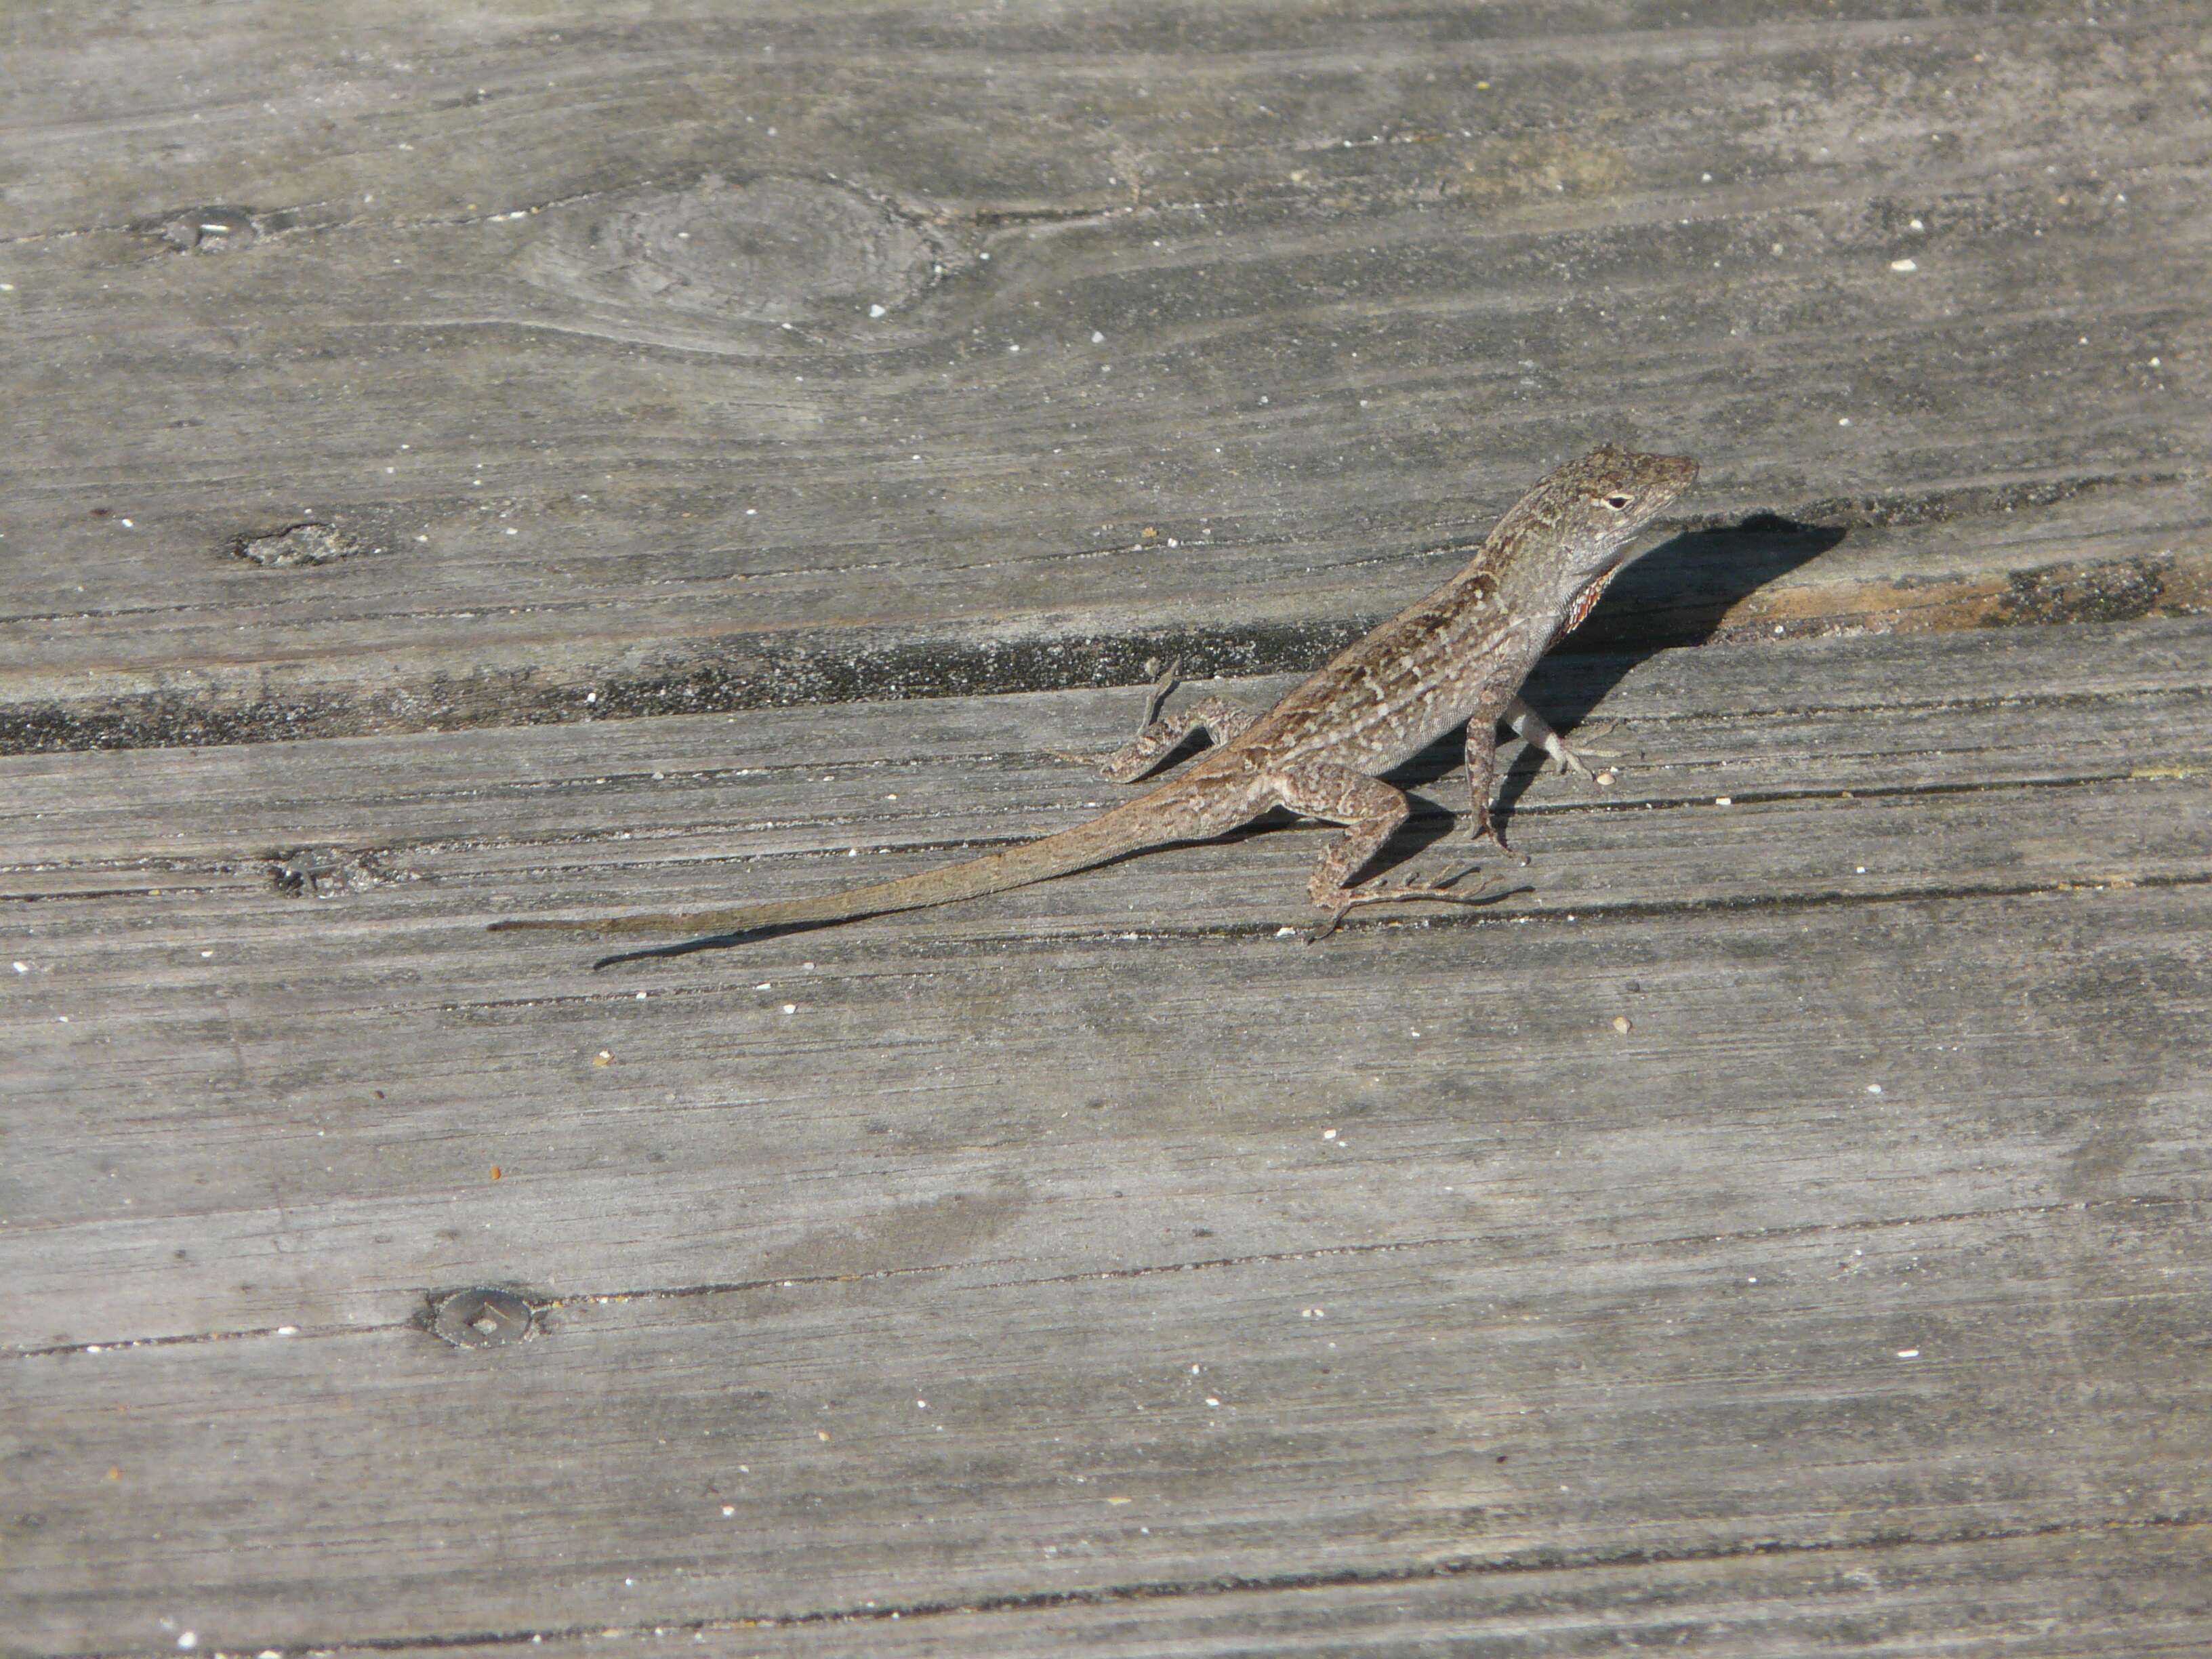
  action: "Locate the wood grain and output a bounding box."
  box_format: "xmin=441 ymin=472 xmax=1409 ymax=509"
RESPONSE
xmin=3 ymin=2 xmax=2207 ymax=750
xmin=323 ymin=1526 xmax=2212 ymax=1659
xmin=5 ymin=2 xmax=2211 ymax=1655
xmin=7 ymin=619 xmax=2211 ymax=1652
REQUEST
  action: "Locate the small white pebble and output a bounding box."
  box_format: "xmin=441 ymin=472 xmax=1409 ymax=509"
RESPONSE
xmin=1838 ymin=417 xmax=1851 ymax=426
xmin=1889 ymin=258 xmax=1917 ymax=272
xmin=1322 ymin=1128 xmax=1338 ymax=1141
xmin=1897 ymin=1349 xmax=1919 ymax=1359
xmin=276 ymin=1325 xmax=298 ymax=1335
xmin=722 ymin=1504 xmax=737 ymax=1516
xmin=1091 ymin=329 xmax=1105 ymax=343
xmin=1867 ymin=1084 xmax=1883 ymax=1094
xmin=868 ymin=304 xmax=887 ymax=318
xmin=1204 ymin=1397 xmax=1221 ymax=1408
xmin=10 ymin=962 xmax=24 ymax=974
xmin=1275 ymin=926 xmax=1297 ymax=938
xmin=178 ymin=1638 xmax=197 ymax=1652
xmin=1714 ymin=796 xmax=1733 ymax=806
xmin=782 ymin=1004 xmax=796 ymax=1015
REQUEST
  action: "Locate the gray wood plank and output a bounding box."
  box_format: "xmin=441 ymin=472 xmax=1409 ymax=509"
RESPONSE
xmin=5 ymin=619 xmax=2210 ymax=1653
xmin=7 ymin=619 xmax=2210 ymax=1351
xmin=338 ymin=1527 xmax=2212 ymax=1659
xmin=6 ymin=615 xmax=2207 ymax=892
xmin=7 ymin=5 xmax=2212 ymax=1655
xmin=8 ymin=1189 xmax=2208 ymax=1652
xmin=3 ymin=2 xmax=2208 ymax=750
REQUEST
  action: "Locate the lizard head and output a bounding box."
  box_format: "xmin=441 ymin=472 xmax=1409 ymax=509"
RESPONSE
xmin=1494 ymin=443 xmax=1698 ymax=636
xmin=1549 ymin=442 xmax=1698 ymax=567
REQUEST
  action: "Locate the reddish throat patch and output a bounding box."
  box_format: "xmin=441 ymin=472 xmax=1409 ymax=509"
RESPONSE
xmin=1564 ymin=568 xmax=1618 ymax=634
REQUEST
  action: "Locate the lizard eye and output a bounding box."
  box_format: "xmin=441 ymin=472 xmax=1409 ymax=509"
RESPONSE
xmin=1602 ymin=493 xmax=1633 ymax=511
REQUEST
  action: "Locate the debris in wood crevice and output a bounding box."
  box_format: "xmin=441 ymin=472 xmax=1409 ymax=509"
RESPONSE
xmin=266 ymin=846 xmax=410 ymax=898
xmin=1673 ymin=472 xmax=2178 ymax=537
xmin=5 ymin=553 xmax=2207 ymax=758
xmin=1997 ymin=556 xmax=2173 ymax=627
xmin=230 ymin=522 xmax=365 ymax=568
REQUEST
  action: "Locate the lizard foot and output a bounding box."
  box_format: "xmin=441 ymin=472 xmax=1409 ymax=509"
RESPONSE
xmin=1312 ymin=867 xmax=1493 ymax=941
xmin=1551 ymin=721 xmax=1620 ymax=778
xmin=1139 ymin=655 xmax=1184 ymax=728
xmin=1469 ymin=816 xmax=1530 ymax=865
xmin=1069 ymin=657 xmax=1192 ymax=777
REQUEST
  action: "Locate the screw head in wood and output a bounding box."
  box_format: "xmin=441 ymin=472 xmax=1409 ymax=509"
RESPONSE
xmin=431 ymin=1288 xmax=534 ymax=1349
xmin=161 ymin=207 xmax=259 ymax=253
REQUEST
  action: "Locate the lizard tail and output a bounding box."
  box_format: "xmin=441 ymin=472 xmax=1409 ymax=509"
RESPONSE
xmin=486 ymin=784 xmax=1206 ymax=960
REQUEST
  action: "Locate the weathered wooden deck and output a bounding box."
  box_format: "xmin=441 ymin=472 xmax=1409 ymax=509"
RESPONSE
xmin=5 ymin=3 xmax=2210 ymax=1654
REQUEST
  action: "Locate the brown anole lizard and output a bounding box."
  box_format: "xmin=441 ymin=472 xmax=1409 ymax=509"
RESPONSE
xmin=491 ymin=443 xmax=1696 ymax=964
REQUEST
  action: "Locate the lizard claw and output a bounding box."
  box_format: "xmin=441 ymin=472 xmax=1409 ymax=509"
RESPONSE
xmin=1470 ymin=814 xmax=1527 ymax=864
xmin=1552 ymin=721 xmax=1620 ymax=777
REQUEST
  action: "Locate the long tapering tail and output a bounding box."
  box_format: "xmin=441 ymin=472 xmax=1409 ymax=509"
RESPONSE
xmin=487 ymin=780 xmax=1212 ymax=962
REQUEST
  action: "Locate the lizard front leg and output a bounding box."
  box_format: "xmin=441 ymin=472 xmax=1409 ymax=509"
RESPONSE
xmin=1273 ymin=761 xmax=1489 ymax=930
xmin=1097 ymin=659 xmax=1259 ymax=783
xmin=1502 ymin=696 xmax=1616 ymax=779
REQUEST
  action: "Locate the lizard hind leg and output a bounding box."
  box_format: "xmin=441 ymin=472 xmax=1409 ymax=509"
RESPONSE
xmin=1271 ymin=762 xmax=1493 ymax=932
xmin=1097 ymin=661 xmax=1260 ymax=783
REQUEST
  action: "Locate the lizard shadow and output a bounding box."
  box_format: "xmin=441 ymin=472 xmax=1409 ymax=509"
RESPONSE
xmin=1383 ymin=511 xmax=1847 ymax=859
